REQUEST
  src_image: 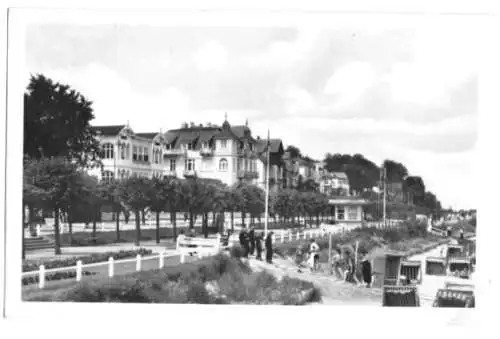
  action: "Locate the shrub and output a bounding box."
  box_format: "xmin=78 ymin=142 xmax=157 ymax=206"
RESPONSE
xmin=22 ymin=248 xmax=153 ymax=272
xmin=21 ymin=271 xmax=96 ymax=286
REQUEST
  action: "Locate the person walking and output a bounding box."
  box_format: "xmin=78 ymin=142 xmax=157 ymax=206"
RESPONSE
xmin=360 ymin=252 xmax=372 ymax=288
xmin=308 ymin=239 xmax=320 ymax=272
xmin=459 ymin=228 xmax=464 ymax=241
xmin=447 ymin=225 xmax=452 ymax=237
xmin=331 ymin=247 xmax=343 ymax=280
xmin=255 ymin=232 xmax=263 ymax=260
xmin=248 ymin=226 xmax=256 ymax=256
xmin=239 ymin=227 xmax=249 ymax=258
xmin=265 ymin=232 xmax=274 ymax=264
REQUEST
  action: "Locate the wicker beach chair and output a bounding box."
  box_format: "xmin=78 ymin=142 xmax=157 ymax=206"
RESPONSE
xmin=382 ymin=285 xmax=420 ymax=307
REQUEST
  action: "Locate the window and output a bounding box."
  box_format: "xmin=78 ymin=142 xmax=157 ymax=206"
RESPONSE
xmin=186 ymin=159 xmax=195 ymax=171
xmin=337 ymin=207 xmax=345 ymax=220
xmin=237 ymin=158 xmax=242 ymax=171
xmin=132 ymin=145 xmax=138 ymax=161
xmin=165 ymin=144 xmax=171 ymax=150
xmin=221 ymin=140 xmax=227 ymax=148
xmin=101 ymin=143 xmax=114 ymax=159
xmin=347 ymin=206 xmax=358 ymax=220
xmin=120 ymin=143 xmax=126 ymax=159
xmin=170 ymin=159 xmax=176 ymax=171
xmin=144 ymin=147 xmax=149 ymax=162
xmin=126 ymin=144 xmax=130 ymax=159
xmin=219 ymin=158 xmax=228 ymax=171
xmin=102 ymin=170 xmax=114 ymax=184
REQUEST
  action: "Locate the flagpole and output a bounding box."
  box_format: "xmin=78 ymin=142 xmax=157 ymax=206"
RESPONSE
xmin=264 ymin=130 xmax=270 ymax=237
xmin=383 ymin=165 xmax=387 ymax=226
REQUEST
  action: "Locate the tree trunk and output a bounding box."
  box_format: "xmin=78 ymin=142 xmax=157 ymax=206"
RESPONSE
xmin=203 ymin=213 xmax=209 ymax=238
xmin=92 ymin=208 xmax=97 ymax=244
xmin=172 ymin=211 xmax=177 ymax=239
xmin=54 ymin=208 xmax=61 ymax=255
xmin=124 ymin=210 xmax=130 ymax=224
xmin=189 ymin=212 xmax=194 ymax=229
xmin=231 ymin=211 xmax=234 ymax=232
xmin=242 ymin=212 xmax=246 ymax=227
xmin=212 ymin=212 xmax=216 ymax=227
xmin=141 ymin=209 xmax=146 ymax=225
xmin=155 ymin=211 xmax=161 ymax=244
xmin=115 ymin=210 xmax=120 ymax=242
xmin=68 ymin=211 xmax=73 ymax=246
xmin=135 ymin=210 xmax=141 ymax=246
xmin=22 ymin=204 xmax=26 ymax=260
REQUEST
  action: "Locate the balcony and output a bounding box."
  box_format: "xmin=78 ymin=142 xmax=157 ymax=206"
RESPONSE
xmin=163 ymin=149 xmax=185 ymax=156
xmin=183 ymin=169 xmax=197 ymax=178
xmin=237 ymin=170 xmax=259 ymax=179
xmin=199 ymin=147 xmax=214 ymax=157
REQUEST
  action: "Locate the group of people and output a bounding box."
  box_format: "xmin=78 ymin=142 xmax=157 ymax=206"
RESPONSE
xmin=238 ymin=226 xmax=275 ymax=263
xmin=294 ymin=241 xmax=373 ymax=287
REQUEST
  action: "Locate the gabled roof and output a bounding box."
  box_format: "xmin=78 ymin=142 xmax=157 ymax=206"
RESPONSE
xmin=256 ymin=138 xmax=284 ymax=154
xmin=331 ymin=172 xmax=348 ymax=179
xmin=135 ymin=132 xmax=158 ymax=140
xmin=91 ymin=125 xmax=126 ymax=136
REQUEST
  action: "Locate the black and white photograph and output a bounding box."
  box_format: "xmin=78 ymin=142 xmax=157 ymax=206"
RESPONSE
xmin=3 ymin=4 xmax=497 ymax=329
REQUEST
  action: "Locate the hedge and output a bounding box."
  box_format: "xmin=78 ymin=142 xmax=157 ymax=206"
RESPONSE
xmin=23 ymin=248 xmax=153 ymax=272
xmin=22 ymin=271 xmax=97 ymax=286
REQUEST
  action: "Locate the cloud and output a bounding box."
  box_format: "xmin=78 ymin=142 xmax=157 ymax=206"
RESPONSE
xmin=243 ymin=27 xmax=321 ymax=70
xmin=324 ymin=61 xmax=378 ymax=109
xmin=37 ymin=63 xmax=192 ymax=132
xmin=192 ymin=40 xmax=229 ymax=72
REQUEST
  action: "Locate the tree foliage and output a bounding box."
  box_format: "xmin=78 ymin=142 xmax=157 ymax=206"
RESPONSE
xmin=24 ymin=74 xmax=100 ymax=168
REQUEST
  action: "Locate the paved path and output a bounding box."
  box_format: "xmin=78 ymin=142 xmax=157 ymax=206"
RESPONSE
xmin=25 ymin=239 xmax=178 ymax=260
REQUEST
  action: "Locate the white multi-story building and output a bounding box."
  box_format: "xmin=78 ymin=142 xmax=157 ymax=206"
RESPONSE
xmin=162 ymin=118 xmax=261 ymax=186
xmin=91 ymin=117 xmax=279 ymax=188
xmin=89 ymin=124 xmax=166 ymax=182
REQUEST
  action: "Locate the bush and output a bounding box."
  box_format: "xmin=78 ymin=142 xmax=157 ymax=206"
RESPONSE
xmin=21 ymin=271 xmax=96 ymax=286
xmin=22 ymin=248 xmax=153 ymax=272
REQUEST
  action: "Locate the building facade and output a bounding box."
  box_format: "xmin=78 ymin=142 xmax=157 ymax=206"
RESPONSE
xmin=162 ymin=118 xmax=260 ymax=187
xmin=319 ymin=171 xmax=350 ymax=196
xmin=91 ymin=117 xmax=270 ymax=188
xmin=89 ymin=125 xmax=166 ymax=182
xmin=255 ymin=138 xmax=285 ymax=191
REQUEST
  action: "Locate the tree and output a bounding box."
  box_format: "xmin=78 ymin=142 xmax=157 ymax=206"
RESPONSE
xmin=404 ymin=176 xmax=426 ymax=205
xmin=285 ymin=145 xmax=302 ymax=159
xmin=146 ymin=177 xmax=171 ymax=244
xmin=117 ymin=177 xmax=151 ymax=246
xmin=23 ymin=157 xmax=49 ymax=259
xmin=24 ymin=74 xmax=100 ymax=168
xmin=323 ymin=153 xmax=379 ymax=193
xmin=383 ymin=159 xmax=409 ymax=183
xmin=25 ymin=157 xmax=85 ymax=255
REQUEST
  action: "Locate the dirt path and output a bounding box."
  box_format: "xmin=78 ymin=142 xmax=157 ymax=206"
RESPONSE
xmin=247 ymin=257 xmax=382 ymax=306
xmin=248 ymin=241 xmax=475 ymax=307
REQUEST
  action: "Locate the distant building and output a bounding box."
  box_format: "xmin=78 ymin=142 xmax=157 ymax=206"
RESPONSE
xmin=319 ymin=172 xmax=350 ymax=196
xmin=255 ymin=138 xmax=286 ymax=191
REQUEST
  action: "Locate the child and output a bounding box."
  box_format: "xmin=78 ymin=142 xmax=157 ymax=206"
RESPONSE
xmin=308 ymin=239 xmax=320 ymax=272
xmin=295 ymin=245 xmax=306 ymax=273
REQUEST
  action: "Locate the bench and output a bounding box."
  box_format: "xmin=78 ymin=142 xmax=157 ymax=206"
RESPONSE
xmin=176 ymin=236 xmax=222 ymax=257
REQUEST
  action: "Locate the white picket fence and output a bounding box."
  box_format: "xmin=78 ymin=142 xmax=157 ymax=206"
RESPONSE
xmin=21 ymin=250 xmax=202 ymax=290
xmin=23 ymin=223 xmax=359 ymax=290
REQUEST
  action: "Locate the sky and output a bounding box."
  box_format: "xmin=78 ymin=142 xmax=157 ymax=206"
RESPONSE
xmin=24 ymin=21 xmax=479 ymax=210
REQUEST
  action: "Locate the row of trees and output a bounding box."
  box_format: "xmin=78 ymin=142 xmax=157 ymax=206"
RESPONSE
xmin=323 ymin=153 xmax=442 ymax=216
xmin=23 ymin=156 xmax=335 ymax=257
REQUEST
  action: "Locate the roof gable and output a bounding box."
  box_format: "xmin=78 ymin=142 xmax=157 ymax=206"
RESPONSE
xmin=92 ymin=125 xmax=126 ymax=136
